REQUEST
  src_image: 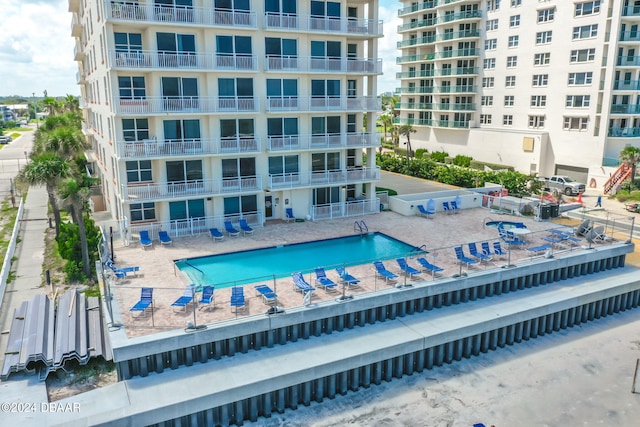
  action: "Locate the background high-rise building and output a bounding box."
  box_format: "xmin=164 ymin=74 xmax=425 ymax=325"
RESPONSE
xmin=395 ymin=0 xmax=639 ymax=189
xmin=70 ymin=0 xmax=382 ymax=238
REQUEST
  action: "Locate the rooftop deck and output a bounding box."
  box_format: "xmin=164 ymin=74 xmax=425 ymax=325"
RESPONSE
xmin=107 ymin=208 xmax=626 ymax=337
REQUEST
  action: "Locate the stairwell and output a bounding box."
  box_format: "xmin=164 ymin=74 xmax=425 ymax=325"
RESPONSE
xmin=604 ymin=163 xmax=631 ymax=195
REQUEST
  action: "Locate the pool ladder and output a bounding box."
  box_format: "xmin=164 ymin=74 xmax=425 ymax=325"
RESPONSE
xmin=354 ymin=220 xmax=369 ymax=235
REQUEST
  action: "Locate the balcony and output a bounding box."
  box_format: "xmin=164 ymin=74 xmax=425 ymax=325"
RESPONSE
xmin=439 ymin=10 xmax=482 ymax=24
xmin=265 ymin=96 xmax=380 ymax=112
xmin=394 ymin=117 xmax=433 ymax=126
xmin=76 ymin=71 xmax=87 ymax=84
xmin=70 ymin=14 xmax=82 ymax=37
xmin=613 ymin=79 xmax=640 ymax=90
xmin=266 ymin=132 xmax=380 ymax=152
xmin=610 ymin=104 xmax=640 ymax=114
xmin=74 ymin=43 xmax=85 ymax=61
xmin=395 ymin=102 xmax=434 ymax=110
xmin=263 ymin=13 xmax=383 ymax=37
xmin=435 ymin=103 xmax=476 ymax=111
xmin=68 ymin=0 xmax=80 ymax=13
xmin=106 ymin=1 xmax=257 ymax=28
xmin=123 ymin=177 xmax=262 ymax=202
xmin=608 ymin=127 xmax=640 ymax=137
xmin=396 ymin=70 xmax=435 ymax=79
xmin=619 ymin=30 xmax=640 ymax=42
xmin=622 ymin=6 xmax=640 ymax=16
xmin=616 ymin=55 xmax=640 ymax=66
xmin=395 ymin=87 xmax=435 ymax=95
xmin=435 ymin=85 xmax=477 ymax=93
xmin=118 ymin=138 xmax=261 ymax=159
xmin=398 ymin=18 xmax=437 ymax=33
xmin=432 ymin=120 xmax=470 ymax=129
xmin=111 ymin=50 xmax=257 ymax=71
xmin=268 ymin=167 xmax=380 ymax=190
xmin=115 ymin=96 xmax=259 ymax=114
xmin=398 ymin=1 xmax=437 ymax=17
xmin=264 ymin=56 xmax=382 ymax=74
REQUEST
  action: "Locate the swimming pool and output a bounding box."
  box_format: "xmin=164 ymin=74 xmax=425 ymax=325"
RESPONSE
xmin=176 ymin=232 xmax=417 ymax=288
xmin=485 ymin=221 xmax=524 ymax=230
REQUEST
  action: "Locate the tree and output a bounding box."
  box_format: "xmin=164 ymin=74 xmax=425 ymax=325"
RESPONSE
xmin=20 ymin=153 xmax=71 ymax=237
xmin=63 ymin=95 xmax=80 ymax=113
xmin=58 ymin=177 xmax=93 ymax=277
xmin=619 ymin=146 xmax=640 ymax=187
xmin=34 ymin=125 xmax=86 ymax=158
xmin=398 ymin=123 xmax=416 ymax=156
xmin=380 ymin=112 xmax=394 ymax=142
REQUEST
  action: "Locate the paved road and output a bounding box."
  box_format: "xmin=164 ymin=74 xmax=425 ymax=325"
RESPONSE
xmin=0 ymin=127 xmax=34 ymax=198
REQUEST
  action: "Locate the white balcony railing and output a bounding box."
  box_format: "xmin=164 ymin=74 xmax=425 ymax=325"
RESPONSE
xmin=266 ymin=132 xmax=380 ymax=151
xmin=115 ymin=96 xmax=259 ymax=114
xmin=111 ymin=50 xmax=257 ymax=71
xmin=265 ymin=96 xmax=381 ymax=112
xmin=264 ymin=13 xmax=383 ymax=37
xmin=268 ymin=167 xmax=380 ymax=189
xmin=123 ymin=176 xmax=262 ymax=202
xmin=264 ymin=56 xmax=382 ymax=73
xmin=118 ymin=137 xmax=261 ymax=159
xmin=312 ymin=198 xmax=380 ymax=220
xmin=106 ymin=2 xmax=257 ymax=28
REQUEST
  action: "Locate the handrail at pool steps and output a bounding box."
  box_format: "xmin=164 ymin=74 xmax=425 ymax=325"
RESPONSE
xmin=353 ymin=220 xmax=369 ymax=234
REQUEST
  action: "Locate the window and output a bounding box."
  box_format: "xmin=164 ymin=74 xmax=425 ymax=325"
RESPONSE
xmin=223 ymin=195 xmax=258 ymax=216
xmin=481 ymin=95 xmax=493 ymax=106
xmin=163 ymin=119 xmax=200 ymax=142
xmin=312 ymin=151 xmax=341 ymax=171
xmin=503 ymin=115 xmax=513 ymax=125
xmin=157 ymin=32 xmax=196 ymax=54
xmin=167 ymin=160 xmax=203 ymax=183
xmin=216 ymin=35 xmax=252 ymax=63
xmin=568 ymin=72 xmax=593 ymax=85
xmin=486 ymin=19 xmax=498 ymax=31
xmin=487 ymin=0 xmax=501 ymax=12
xmin=267 ymin=117 xmax=298 ymax=138
xmin=566 ymin=95 xmax=590 ymax=108
xmin=118 ymin=76 xmax=146 ymax=99
xmin=122 ymin=118 xmax=149 ymax=141
xmin=570 ymin=48 xmax=595 ymax=62
xmin=311 ymin=116 xmax=341 ymax=137
xmin=572 ymin=24 xmax=597 ymax=40
xmin=130 ymin=202 xmax=156 ymax=222
xmin=536 ymin=31 xmax=552 ymax=44
xmin=220 ymin=118 xmax=254 ymax=141
xmin=310 ymin=0 xmax=341 ymax=21
xmin=532 ymin=74 xmax=549 ymax=86
xmin=311 ymin=40 xmax=341 ymax=59
xmin=563 ymin=116 xmax=589 ymax=130
xmin=126 ymin=160 xmax=152 ymax=183
xmin=534 ymin=52 xmax=550 ymax=65
xmin=509 ymin=15 xmax=520 ymax=27
xmin=530 ymin=95 xmax=547 ymax=107
xmin=169 ymin=199 xmax=205 ymax=222
xmin=266 ymin=78 xmax=298 ymax=99
xmin=265 ymin=0 xmax=297 ymax=14
xmin=485 ymin=39 xmax=497 ymax=50
xmin=311 ymin=79 xmax=341 ymax=97
xmin=504 ymin=95 xmax=514 ymax=106
xmin=268 ymin=155 xmax=299 ymax=175
xmin=313 ymin=187 xmax=340 ymax=205
xmin=480 ymin=114 xmax=492 ymax=124
xmin=511 ymin=0 xmax=521 ymax=6
xmin=528 ymin=115 xmax=545 ymax=128
xmin=483 ymin=58 xmax=496 ymax=70
xmin=575 ymin=1 xmax=600 ymax=17
xmin=162 ymin=77 xmax=198 ymax=98
xmin=505 ymin=76 xmax=516 ymax=87
xmin=215 ymin=0 xmax=250 ymax=12
xmin=114 ymin=32 xmax=142 ymax=54
xmin=482 ymin=77 xmax=494 ymax=88
xmin=218 ymin=77 xmax=253 ymax=98
xmin=222 ymin=158 xmax=256 ymax=182
xmin=506 ymin=56 xmax=517 ymax=67
xmin=508 ymin=35 xmax=519 ymax=48
xmin=538 ymin=8 xmax=555 ymax=23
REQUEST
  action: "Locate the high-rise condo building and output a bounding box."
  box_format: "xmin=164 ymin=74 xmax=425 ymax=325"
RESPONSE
xmin=70 ymin=0 xmax=382 ymax=238
xmin=395 ymin=0 xmax=639 ymax=190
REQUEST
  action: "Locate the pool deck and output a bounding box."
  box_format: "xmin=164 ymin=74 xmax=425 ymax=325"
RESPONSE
xmin=110 ymin=208 xmax=622 ymax=338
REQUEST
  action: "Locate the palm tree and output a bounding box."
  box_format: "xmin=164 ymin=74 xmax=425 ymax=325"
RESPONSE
xmin=58 ymin=177 xmax=93 ymax=277
xmin=619 ymin=146 xmax=640 ymax=187
xmin=41 ymin=97 xmax=62 ymax=116
xmin=380 ymin=112 xmax=394 ymax=142
xmin=34 ymin=125 xmax=86 ymax=158
xmin=398 ymin=123 xmax=417 ymax=156
xmin=63 ymin=95 xmax=80 ymax=113
xmin=20 ymin=153 xmax=71 ymax=237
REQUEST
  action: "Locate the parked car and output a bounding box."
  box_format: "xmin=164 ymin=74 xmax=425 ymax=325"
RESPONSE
xmin=0 ymin=135 xmax=12 ymax=144
xmin=543 ymin=175 xmax=586 ymax=196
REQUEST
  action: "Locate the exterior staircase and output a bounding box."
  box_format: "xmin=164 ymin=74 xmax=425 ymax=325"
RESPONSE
xmin=604 ymin=163 xmax=632 ymax=194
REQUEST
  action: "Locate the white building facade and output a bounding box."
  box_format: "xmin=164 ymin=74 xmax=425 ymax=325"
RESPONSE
xmin=395 ymin=0 xmax=640 ymax=188
xmin=70 ymin=0 xmax=382 ymax=237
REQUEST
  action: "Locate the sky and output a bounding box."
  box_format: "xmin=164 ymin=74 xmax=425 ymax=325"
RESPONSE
xmin=0 ymin=0 xmax=401 ymax=98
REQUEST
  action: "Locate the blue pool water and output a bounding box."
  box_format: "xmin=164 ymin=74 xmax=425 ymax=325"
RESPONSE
xmin=485 ymin=221 xmax=523 ymax=230
xmin=176 ymin=232 xmax=417 ymax=288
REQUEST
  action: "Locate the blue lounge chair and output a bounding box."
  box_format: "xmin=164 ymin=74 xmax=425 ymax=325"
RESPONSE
xmin=239 ymin=218 xmax=254 ymax=235
xmin=139 ymin=230 xmax=153 ymax=248
xmin=415 ymin=257 xmax=444 ymax=277
xmin=130 ymin=287 xmax=153 ymax=317
xmin=499 ymin=228 xmax=526 ymax=247
xmin=209 ymin=228 xmax=224 ymax=241
xmin=159 ymin=230 xmax=173 ymax=245
xmin=468 ymin=242 xmax=491 ymax=262
xmin=254 ymin=284 xmax=277 ymax=305
xmin=292 ymin=272 xmax=316 ymax=294
xmin=198 ymin=285 xmax=215 ymax=311
xmin=493 ymin=241 xmax=507 ymax=257
xmin=454 ymin=246 xmax=479 ymax=267
xmin=171 ymin=285 xmax=195 ymax=312
xmin=314 ymin=267 xmax=338 ymax=292
xmin=373 ymin=261 xmax=398 ymax=283
xmin=106 ymin=260 xmax=140 ymax=279
xmin=416 ymin=204 xmax=434 ymax=218
xmin=335 ymin=267 xmax=360 ymax=287
xmin=396 ymin=258 xmax=421 ymax=278
xmin=442 ymin=201 xmax=452 ymax=214
xmin=230 ymin=287 xmax=245 ymax=312
xmin=450 ymin=200 xmax=460 ymax=213
xmin=224 ymin=221 xmax=240 ymax=237
xmin=527 ymin=244 xmax=552 ymax=257
xmin=285 ymin=208 xmax=296 ymax=222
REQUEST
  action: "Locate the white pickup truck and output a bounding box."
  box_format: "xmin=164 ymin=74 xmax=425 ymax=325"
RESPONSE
xmin=543 ymin=175 xmax=586 ymax=196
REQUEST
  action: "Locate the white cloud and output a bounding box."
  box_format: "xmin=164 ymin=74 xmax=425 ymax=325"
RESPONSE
xmin=0 ymin=1 xmax=78 ymax=96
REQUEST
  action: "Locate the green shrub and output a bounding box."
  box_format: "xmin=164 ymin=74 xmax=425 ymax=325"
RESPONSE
xmin=453 ymin=155 xmax=472 ymax=167
xmin=469 ymin=160 xmax=515 ymax=171
xmin=414 ymin=148 xmax=427 ymax=159
xmin=430 ymin=151 xmax=448 ymax=163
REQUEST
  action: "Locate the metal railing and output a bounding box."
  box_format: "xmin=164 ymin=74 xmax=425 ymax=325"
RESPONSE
xmin=118 ymin=137 xmax=261 ymax=158
xmin=267 ymin=168 xmax=380 ymax=189
xmin=263 ymin=13 xmax=383 ymax=36
xmin=266 ymin=132 xmax=380 ymax=151
xmin=122 ymin=176 xmax=262 ymax=202
xmin=115 ymin=96 xmax=259 ymax=114
xmin=111 ymin=50 xmax=258 ymax=71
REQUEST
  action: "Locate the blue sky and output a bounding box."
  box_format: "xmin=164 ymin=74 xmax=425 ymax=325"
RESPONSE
xmin=0 ymin=0 xmax=400 ymax=97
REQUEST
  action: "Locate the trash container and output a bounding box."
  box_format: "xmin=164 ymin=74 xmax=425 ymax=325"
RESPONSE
xmin=549 ymin=203 xmax=559 ymax=218
xmin=539 ymin=204 xmax=551 ymax=220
